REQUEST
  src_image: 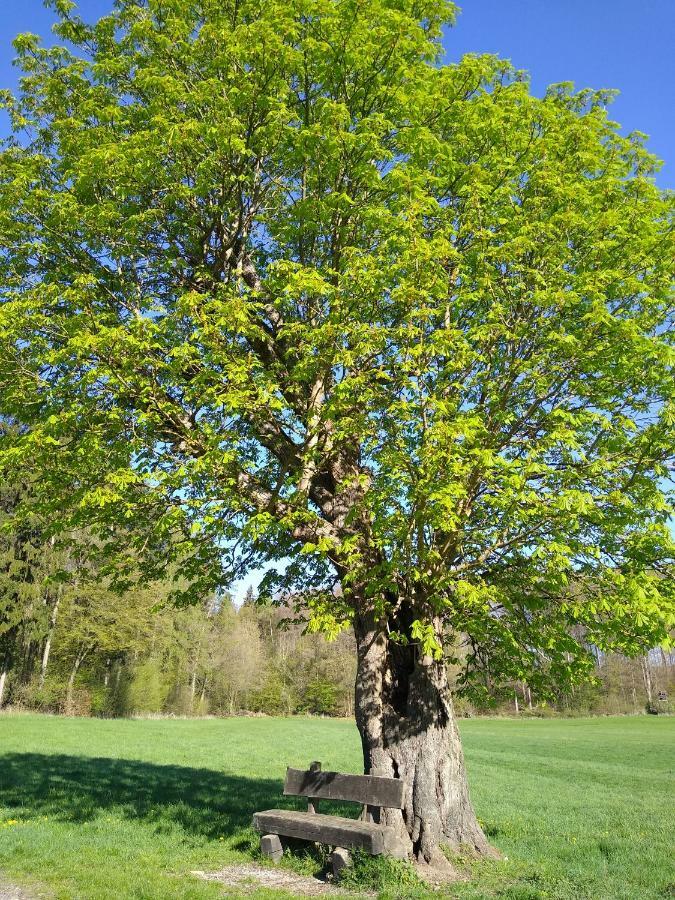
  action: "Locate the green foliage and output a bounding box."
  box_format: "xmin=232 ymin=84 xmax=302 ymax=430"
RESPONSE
xmin=249 ymin=669 xmax=297 ymax=716
xmin=20 ymin=676 xmax=63 ymax=712
xmin=0 ymin=502 xmax=361 ymax=715
xmin=0 ymin=477 xmax=57 ymax=675
xmin=0 ymin=0 xmax=672 ymax=698
xmin=338 ymin=848 xmax=425 ymax=894
xmin=299 ymin=675 xmax=338 ymax=715
xmin=128 ymin=659 xmax=169 ymax=714
xmin=104 ymin=665 xmax=132 ymax=717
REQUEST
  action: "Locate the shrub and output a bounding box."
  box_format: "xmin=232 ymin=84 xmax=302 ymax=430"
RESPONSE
xmin=453 ymin=696 xmax=476 ymax=718
xmin=300 ymin=677 xmax=339 ymax=716
xmin=249 ymin=670 xmax=297 ymax=715
xmin=128 ymin=659 xmax=169 ymax=714
xmin=62 ymin=687 xmax=92 ymax=717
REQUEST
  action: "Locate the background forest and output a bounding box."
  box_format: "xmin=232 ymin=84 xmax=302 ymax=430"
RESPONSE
xmin=1 ymin=487 xmax=672 ymax=720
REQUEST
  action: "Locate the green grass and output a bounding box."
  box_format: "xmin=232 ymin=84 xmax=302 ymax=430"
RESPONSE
xmin=0 ymin=714 xmax=673 ymax=899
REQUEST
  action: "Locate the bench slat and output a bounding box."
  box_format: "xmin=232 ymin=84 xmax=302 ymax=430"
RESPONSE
xmin=283 ymin=767 xmax=406 ymax=809
xmin=253 ymin=809 xmax=388 ymax=854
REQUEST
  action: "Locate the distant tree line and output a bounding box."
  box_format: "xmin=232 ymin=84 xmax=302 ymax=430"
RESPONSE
xmin=0 ymin=490 xmax=671 ymax=718
xmin=0 ymin=479 xmax=357 ymax=716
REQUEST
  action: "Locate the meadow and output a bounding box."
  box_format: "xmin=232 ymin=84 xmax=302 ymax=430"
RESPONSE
xmin=0 ymin=714 xmax=672 ymax=900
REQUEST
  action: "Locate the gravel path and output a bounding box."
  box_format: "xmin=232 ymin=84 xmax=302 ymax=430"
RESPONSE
xmin=192 ymin=864 xmax=358 ymax=896
xmin=0 ymin=879 xmax=35 ymax=900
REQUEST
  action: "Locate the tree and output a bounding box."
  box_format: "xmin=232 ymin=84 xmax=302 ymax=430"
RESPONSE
xmin=212 ymin=604 xmax=265 ymax=713
xmin=0 ymin=0 xmax=673 ymax=863
xmin=0 ymin=472 xmax=60 ymax=705
xmin=0 ymin=483 xmax=36 ymax=706
xmin=53 ymin=563 xmax=156 ymax=714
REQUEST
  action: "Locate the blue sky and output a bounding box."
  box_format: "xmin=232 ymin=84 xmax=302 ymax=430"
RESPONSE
xmin=1 ymin=0 xmax=672 ymax=599
xmin=1 ymin=0 xmax=673 ymax=184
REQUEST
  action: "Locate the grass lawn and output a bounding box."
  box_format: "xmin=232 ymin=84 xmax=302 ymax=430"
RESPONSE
xmin=0 ymin=714 xmax=672 ymax=900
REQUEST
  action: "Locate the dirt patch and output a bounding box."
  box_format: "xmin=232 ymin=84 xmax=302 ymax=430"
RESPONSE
xmin=192 ymin=864 xmax=363 ymax=896
xmin=414 ymin=857 xmax=464 ymax=889
xmin=194 ymin=857 xmax=465 ymax=896
xmin=0 ymin=878 xmax=37 ymax=900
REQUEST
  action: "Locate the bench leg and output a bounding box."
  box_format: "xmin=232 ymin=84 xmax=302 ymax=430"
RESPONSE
xmin=261 ymin=833 xmax=283 ymax=863
xmin=330 ymin=847 xmax=351 ymax=878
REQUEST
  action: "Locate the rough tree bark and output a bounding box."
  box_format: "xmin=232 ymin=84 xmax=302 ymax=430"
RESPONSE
xmin=353 ymin=607 xmax=494 ymax=865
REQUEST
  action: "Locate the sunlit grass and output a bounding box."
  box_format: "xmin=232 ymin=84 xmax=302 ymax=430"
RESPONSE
xmin=0 ymin=714 xmax=672 ymax=899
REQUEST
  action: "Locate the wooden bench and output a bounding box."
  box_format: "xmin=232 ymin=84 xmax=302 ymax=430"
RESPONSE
xmin=253 ymin=761 xmax=408 ymax=868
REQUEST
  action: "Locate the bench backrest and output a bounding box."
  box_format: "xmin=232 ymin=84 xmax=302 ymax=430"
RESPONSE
xmin=283 ymin=763 xmax=406 ymax=809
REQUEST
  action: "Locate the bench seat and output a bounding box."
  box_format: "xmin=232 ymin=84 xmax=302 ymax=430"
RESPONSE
xmin=253 ymin=762 xmax=408 ymax=866
xmin=253 ymin=808 xmax=393 ymax=855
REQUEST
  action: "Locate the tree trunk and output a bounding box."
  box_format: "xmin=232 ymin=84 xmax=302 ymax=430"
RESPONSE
xmin=39 ymin=587 xmax=61 ymax=688
xmin=641 ymin=656 xmax=654 ymax=708
xmin=66 ymin=667 xmax=77 ymax=715
xmin=39 ymin=635 xmax=53 ymax=689
xmin=0 ymin=667 xmax=7 ymax=708
xmin=353 ymin=609 xmax=494 ymax=865
xmin=65 ymin=650 xmax=85 ymax=716
xmin=190 ymin=666 xmax=197 ymax=714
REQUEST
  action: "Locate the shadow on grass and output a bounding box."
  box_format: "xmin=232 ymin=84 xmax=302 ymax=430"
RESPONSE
xmin=0 ymin=753 xmax=294 ymax=843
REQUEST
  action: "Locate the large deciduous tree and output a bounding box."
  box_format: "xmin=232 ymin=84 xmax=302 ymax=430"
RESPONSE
xmin=0 ymin=0 xmax=673 ymax=863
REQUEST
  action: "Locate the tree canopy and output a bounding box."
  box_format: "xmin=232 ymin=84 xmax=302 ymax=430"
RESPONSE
xmin=1 ymin=0 xmax=673 ymax=697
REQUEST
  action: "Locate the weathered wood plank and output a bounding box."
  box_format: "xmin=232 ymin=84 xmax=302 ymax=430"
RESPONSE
xmin=283 ymin=768 xmax=406 ymax=809
xmin=253 ymin=809 xmax=389 ymax=854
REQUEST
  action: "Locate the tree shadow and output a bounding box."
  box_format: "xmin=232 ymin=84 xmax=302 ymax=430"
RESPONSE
xmin=0 ymin=753 xmax=297 ymax=843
